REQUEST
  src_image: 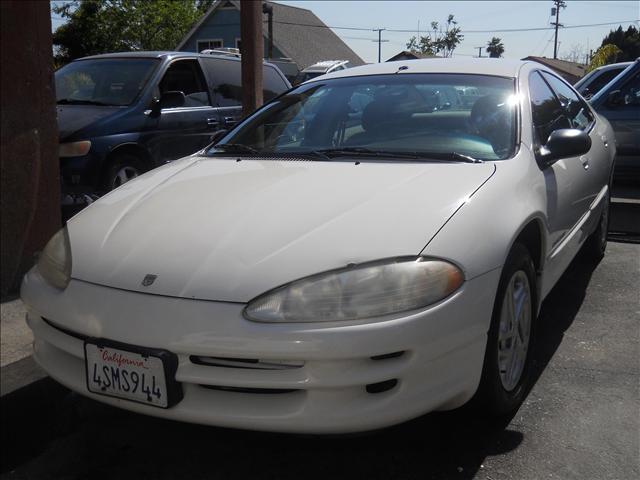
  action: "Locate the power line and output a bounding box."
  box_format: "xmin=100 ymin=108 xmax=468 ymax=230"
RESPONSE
xmin=270 ymin=19 xmax=638 ymax=34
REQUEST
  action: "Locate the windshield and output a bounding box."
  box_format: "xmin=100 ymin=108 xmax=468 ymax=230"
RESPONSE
xmin=211 ymin=73 xmax=517 ymax=161
xmin=55 ymin=58 xmax=159 ymax=106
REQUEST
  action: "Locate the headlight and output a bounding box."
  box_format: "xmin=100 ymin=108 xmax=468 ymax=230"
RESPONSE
xmin=37 ymin=228 xmax=72 ymax=289
xmin=244 ymin=257 xmax=464 ymax=323
xmin=59 ymin=140 xmax=91 ymax=157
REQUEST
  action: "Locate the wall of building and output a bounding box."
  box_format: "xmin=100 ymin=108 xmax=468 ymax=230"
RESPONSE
xmin=179 ymin=7 xmax=286 ymax=60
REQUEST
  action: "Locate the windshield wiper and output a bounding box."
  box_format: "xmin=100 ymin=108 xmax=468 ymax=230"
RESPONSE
xmin=316 ymin=147 xmax=426 ymax=159
xmin=213 ymin=143 xmax=260 ymax=154
xmin=450 ymin=152 xmax=484 ymax=163
xmin=57 ymin=99 xmax=120 ymax=106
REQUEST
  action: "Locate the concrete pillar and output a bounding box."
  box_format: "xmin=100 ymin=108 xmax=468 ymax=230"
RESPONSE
xmin=1 ymin=1 xmax=60 ymax=296
xmin=240 ymin=0 xmax=264 ymax=116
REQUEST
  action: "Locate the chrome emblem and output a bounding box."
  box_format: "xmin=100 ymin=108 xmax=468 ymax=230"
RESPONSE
xmin=141 ymin=274 xmax=157 ymax=287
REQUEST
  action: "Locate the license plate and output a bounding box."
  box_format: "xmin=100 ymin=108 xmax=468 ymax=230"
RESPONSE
xmin=84 ymin=342 xmax=175 ymax=408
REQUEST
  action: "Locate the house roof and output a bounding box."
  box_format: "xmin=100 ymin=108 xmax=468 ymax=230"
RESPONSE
xmin=386 ymin=51 xmax=441 ymax=62
xmin=521 ymin=56 xmax=587 ymax=80
xmin=177 ymin=1 xmax=364 ymax=69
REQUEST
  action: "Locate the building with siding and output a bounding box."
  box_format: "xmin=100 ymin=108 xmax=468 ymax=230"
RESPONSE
xmin=177 ymin=1 xmax=364 ymax=71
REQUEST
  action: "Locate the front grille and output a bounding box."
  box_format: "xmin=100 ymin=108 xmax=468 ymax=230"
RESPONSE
xmin=42 ymin=317 xmax=87 ymax=340
xmin=190 ymin=355 xmax=304 ymax=370
xmin=199 ymin=385 xmax=299 ymax=394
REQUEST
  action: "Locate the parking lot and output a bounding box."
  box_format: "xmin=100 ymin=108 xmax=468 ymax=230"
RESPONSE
xmin=2 ymin=218 xmax=638 ymax=480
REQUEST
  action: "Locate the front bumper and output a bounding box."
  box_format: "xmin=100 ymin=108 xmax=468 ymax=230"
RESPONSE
xmin=21 ymin=268 xmax=500 ymax=433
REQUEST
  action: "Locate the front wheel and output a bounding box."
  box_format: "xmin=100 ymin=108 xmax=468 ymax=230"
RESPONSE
xmin=104 ymin=153 xmax=145 ymax=191
xmin=474 ymin=243 xmax=537 ymax=416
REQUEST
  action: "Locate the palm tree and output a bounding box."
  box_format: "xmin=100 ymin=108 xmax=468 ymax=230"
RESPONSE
xmin=486 ymin=37 xmax=505 ymax=58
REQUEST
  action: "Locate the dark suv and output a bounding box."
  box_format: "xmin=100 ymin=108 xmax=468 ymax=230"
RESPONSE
xmin=56 ymin=52 xmax=290 ymax=193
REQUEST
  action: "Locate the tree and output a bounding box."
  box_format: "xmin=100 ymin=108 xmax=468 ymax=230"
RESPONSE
xmin=486 ymin=37 xmax=504 ymax=58
xmin=52 ymin=1 xmax=211 ymax=65
xmin=588 ymin=44 xmax=623 ymax=72
xmin=406 ymin=14 xmax=463 ymax=57
xmin=598 ymin=25 xmax=640 ymax=62
xmin=560 ymin=43 xmax=586 ymax=64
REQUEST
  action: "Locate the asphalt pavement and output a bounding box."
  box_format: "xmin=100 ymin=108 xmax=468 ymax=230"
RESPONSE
xmin=1 ymin=213 xmax=638 ymax=479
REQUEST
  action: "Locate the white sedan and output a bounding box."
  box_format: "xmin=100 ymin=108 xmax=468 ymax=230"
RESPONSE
xmin=22 ymin=59 xmax=614 ymax=433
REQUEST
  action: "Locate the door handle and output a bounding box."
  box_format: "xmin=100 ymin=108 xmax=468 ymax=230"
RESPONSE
xmin=207 ymin=118 xmax=220 ymax=128
xmin=224 ymin=116 xmax=237 ymax=126
xmin=580 ymin=157 xmax=590 ymax=170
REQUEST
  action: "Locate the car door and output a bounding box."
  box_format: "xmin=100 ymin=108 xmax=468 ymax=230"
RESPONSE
xmin=146 ymin=58 xmax=220 ymax=162
xmin=528 ymin=71 xmax=591 ymax=281
xmin=201 ymin=57 xmax=243 ymax=129
xmin=540 ymin=71 xmax=606 ymax=207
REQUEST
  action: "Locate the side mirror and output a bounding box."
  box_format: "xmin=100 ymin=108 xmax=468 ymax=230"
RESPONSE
xmin=605 ymin=89 xmax=623 ymax=108
xmin=159 ymin=90 xmax=186 ymax=110
xmin=539 ymin=129 xmax=591 ymax=167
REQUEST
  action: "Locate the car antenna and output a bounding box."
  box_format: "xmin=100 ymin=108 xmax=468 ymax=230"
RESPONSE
xmin=395 ymin=65 xmax=409 ymax=74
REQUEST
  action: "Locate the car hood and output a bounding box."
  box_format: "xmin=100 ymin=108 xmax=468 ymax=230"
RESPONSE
xmin=57 ymin=104 xmax=123 ymax=140
xmin=68 ymin=156 xmax=495 ymax=302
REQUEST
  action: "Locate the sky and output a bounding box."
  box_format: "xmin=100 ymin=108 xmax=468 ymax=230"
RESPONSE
xmin=50 ymin=1 xmax=639 ymax=63
xmin=277 ymin=1 xmax=639 ymax=63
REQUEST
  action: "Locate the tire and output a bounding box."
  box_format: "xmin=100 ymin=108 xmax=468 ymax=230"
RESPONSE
xmin=104 ymin=153 xmax=146 ymax=191
xmin=583 ymin=188 xmax=609 ymax=260
xmin=474 ymin=243 xmax=537 ymax=417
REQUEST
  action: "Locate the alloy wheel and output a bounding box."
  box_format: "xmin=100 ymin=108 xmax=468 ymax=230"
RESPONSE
xmin=497 ymin=270 xmax=532 ymax=392
xmin=112 ymin=166 xmax=139 ymax=189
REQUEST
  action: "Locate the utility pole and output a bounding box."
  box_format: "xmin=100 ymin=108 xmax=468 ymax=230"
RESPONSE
xmin=476 ymin=46 xmax=483 ymax=58
xmin=551 ymin=0 xmax=566 ymax=59
xmin=1 ymin=0 xmax=60 ymax=294
xmin=240 ymin=0 xmax=263 ymax=116
xmin=372 ymin=28 xmax=388 ymax=62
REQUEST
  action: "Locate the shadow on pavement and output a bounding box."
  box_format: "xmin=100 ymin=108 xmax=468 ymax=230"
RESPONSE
xmin=527 ymin=248 xmax=601 ymax=394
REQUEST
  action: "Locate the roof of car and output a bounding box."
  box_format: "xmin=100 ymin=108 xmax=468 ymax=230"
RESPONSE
xmin=592 ymin=61 xmax=633 ymax=72
xmin=311 ymin=58 xmax=536 ymax=82
xmin=302 ymin=60 xmax=349 ymax=72
xmin=76 ymin=51 xmax=239 ymax=62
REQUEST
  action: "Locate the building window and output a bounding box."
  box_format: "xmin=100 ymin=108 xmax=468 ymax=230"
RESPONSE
xmin=197 ymin=39 xmax=223 ymax=52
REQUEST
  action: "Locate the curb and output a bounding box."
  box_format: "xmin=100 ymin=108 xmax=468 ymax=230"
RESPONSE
xmin=0 ymin=356 xmax=47 ymax=397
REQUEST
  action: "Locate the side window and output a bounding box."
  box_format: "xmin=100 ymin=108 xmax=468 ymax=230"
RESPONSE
xmin=159 ymin=59 xmax=211 ymax=107
xmin=541 ymin=71 xmax=594 ymax=130
xmin=263 ymin=66 xmax=288 ymax=102
xmin=529 ymin=71 xmax=570 ymax=145
xmin=202 ymin=58 xmax=242 ymax=107
xmin=580 ymin=68 xmax=622 ymax=98
xmin=619 ymin=72 xmax=640 ymax=107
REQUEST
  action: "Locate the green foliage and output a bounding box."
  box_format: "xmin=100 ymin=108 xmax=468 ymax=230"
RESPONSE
xmin=406 ymin=14 xmax=463 ymax=58
xmin=486 ymin=37 xmax=504 ymax=58
xmin=52 ymin=0 xmax=209 ymax=65
xmin=599 ymin=25 xmax=640 ymax=63
xmin=588 ymin=44 xmax=623 ymax=72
